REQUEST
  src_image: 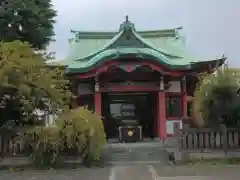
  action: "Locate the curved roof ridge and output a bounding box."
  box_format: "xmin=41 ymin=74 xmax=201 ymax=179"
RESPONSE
xmin=71 ymin=21 xmax=182 ymax=61
xmin=132 ymin=30 xmax=183 ymax=58
xmin=72 ymin=30 xmax=124 ymax=61
xmin=70 ymin=27 xmax=182 ymax=37
xmin=67 ymin=47 xmax=190 ymax=73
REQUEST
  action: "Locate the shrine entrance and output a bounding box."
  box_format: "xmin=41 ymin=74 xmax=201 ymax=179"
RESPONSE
xmin=102 ymin=92 xmax=157 ymax=140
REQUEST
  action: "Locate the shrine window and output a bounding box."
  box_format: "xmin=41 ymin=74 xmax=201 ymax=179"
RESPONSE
xmin=166 ymin=94 xmax=182 ymax=118
xmin=110 ymin=103 xmax=136 ymax=119
xmin=109 ymin=102 xmax=138 ymax=125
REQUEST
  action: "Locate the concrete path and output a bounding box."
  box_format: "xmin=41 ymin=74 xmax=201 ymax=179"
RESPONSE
xmin=1 ymin=164 xmax=240 ymax=180
xmin=151 ymin=165 xmax=240 ymax=180
xmin=0 ymin=167 xmax=111 ymax=180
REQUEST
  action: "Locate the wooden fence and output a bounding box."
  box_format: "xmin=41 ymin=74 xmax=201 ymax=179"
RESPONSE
xmin=180 ymin=125 xmax=240 ymax=150
xmin=0 ymin=134 xmax=31 ymax=157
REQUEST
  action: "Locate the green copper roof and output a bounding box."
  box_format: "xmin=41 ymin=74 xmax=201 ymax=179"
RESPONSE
xmin=49 ymin=17 xmax=224 ymax=73
xmin=67 ymin=48 xmax=190 ymax=73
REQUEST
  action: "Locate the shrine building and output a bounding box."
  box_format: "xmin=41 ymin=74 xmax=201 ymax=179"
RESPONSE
xmin=50 ymin=17 xmax=225 ymax=142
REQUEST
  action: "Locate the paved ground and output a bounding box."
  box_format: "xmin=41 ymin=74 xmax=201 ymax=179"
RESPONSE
xmin=1 ymin=164 xmax=240 ymax=180
xmin=152 ymin=164 xmax=240 ymax=180
xmin=0 ymin=167 xmax=111 ymax=180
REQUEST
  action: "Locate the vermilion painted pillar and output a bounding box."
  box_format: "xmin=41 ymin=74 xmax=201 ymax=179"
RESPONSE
xmin=182 ymin=76 xmax=187 ymax=117
xmin=94 ymin=77 xmax=102 ymax=117
xmin=157 ymin=77 xmax=166 ymax=140
xmin=94 ymin=92 xmax=102 ymax=116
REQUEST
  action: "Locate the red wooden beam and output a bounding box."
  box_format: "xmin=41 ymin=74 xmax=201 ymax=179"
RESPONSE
xmin=75 ymin=60 xmax=185 ymax=78
xmin=100 ymin=73 xmax=158 ymax=82
xmin=100 ymin=85 xmax=159 ymax=92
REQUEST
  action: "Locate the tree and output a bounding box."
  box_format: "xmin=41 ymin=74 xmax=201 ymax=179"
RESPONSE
xmin=0 ymin=0 xmax=56 ymax=49
xmin=0 ymin=41 xmax=71 ymax=125
xmin=192 ymin=65 xmax=240 ymax=128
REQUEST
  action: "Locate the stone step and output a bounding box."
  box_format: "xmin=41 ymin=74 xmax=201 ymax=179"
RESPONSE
xmin=110 ymin=153 xmax=167 ymax=162
xmin=102 ymin=142 xmax=169 ymax=164
xmin=106 ymin=141 xmax=165 ymax=149
xmin=109 ymin=161 xmax=165 ymax=165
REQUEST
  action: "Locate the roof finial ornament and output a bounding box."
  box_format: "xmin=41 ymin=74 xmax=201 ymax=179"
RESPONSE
xmin=125 ymin=15 xmax=129 ymax=22
xmin=119 ymin=15 xmax=135 ymax=32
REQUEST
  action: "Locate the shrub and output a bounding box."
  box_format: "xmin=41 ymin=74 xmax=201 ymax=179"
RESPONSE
xmin=23 ymin=126 xmax=63 ymax=166
xmin=22 ymin=107 xmax=106 ymax=167
xmin=192 ymin=65 xmax=240 ymax=128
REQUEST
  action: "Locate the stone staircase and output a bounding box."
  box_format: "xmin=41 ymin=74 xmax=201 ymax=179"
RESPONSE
xmin=102 ymin=141 xmax=169 ymax=164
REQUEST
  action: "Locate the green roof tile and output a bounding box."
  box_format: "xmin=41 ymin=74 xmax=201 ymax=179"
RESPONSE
xmin=49 ymin=18 xmax=224 ymax=73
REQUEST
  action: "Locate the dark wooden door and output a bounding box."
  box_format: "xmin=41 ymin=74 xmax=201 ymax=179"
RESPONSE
xmin=102 ymin=93 xmax=154 ymax=139
xmin=103 ymin=93 xmax=141 ymax=138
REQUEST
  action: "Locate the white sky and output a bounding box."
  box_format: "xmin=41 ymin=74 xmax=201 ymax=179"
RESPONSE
xmin=48 ymin=0 xmax=240 ymax=66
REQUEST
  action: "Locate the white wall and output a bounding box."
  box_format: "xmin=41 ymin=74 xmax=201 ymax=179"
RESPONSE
xmin=165 ymin=81 xmax=181 ymax=92
xmin=166 ymin=119 xmax=182 ymax=134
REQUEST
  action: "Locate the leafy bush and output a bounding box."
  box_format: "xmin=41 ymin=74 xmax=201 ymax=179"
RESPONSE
xmin=22 ymin=107 xmax=106 ymax=166
xmin=23 ymin=126 xmax=63 ymax=166
xmin=192 ymin=65 xmax=240 ymax=128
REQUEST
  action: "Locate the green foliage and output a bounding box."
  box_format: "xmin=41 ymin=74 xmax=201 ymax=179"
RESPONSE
xmin=0 ymin=0 xmax=56 ymax=49
xmin=22 ymin=107 xmax=106 ymax=166
xmin=193 ymin=65 xmax=240 ymax=128
xmin=23 ymin=126 xmax=63 ymax=166
xmin=0 ymin=41 xmax=71 ymax=125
